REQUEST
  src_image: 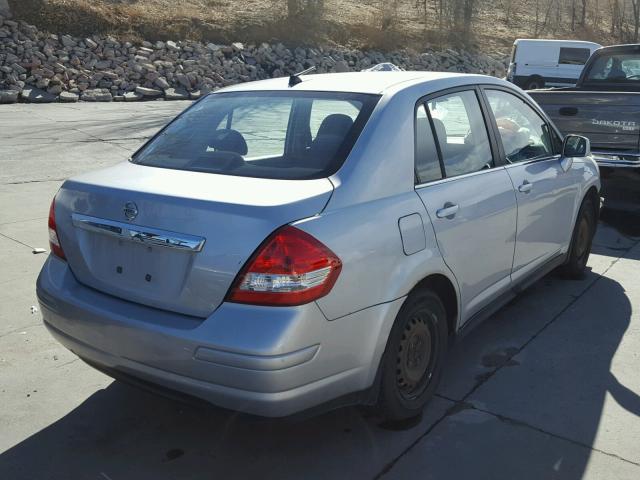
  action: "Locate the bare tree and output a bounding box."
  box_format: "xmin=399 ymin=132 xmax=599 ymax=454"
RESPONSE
xmin=632 ymin=0 xmax=640 ymax=41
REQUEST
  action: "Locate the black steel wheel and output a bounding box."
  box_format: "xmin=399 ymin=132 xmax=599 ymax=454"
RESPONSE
xmin=560 ymin=196 xmax=597 ymax=279
xmin=377 ymin=289 xmax=448 ymax=421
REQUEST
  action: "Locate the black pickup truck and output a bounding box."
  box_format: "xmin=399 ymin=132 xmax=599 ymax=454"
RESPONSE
xmin=529 ymin=44 xmax=640 ymax=211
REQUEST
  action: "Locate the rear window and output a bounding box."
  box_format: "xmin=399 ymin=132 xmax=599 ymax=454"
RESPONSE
xmin=559 ymin=47 xmax=591 ymax=65
xmin=132 ymin=91 xmax=379 ymax=180
xmin=583 ymin=53 xmax=640 ymax=84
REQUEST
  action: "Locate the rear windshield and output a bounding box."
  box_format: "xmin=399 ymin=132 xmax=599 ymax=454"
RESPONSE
xmin=132 ymin=91 xmax=380 ymax=180
xmin=583 ymin=53 xmax=640 ymax=85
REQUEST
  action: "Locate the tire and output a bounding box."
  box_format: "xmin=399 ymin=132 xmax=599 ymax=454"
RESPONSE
xmin=560 ymin=196 xmax=596 ymax=279
xmin=376 ymin=289 xmax=448 ymax=422
xmin=524 ymin=76 xmax=545 ymax=90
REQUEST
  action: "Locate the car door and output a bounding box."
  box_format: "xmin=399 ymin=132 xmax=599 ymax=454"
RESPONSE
xmin=414 ymin=88 xmax=518 ymax=323
xmin=482 ymin=87 xmax=583 ymax=284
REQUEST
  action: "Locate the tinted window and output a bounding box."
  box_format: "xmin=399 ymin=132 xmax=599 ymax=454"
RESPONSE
xmin=132 ymin=91 xmax=379 ymax=180
xmin=485 ymin=90 xmax=553 ymax=163
xmin=584 ymin=53 xmax=640 ymax=84
xmin=559 ymin=47 xmax=591 ymax=65
xmin=415 ymin=104 xmax=442 ymax=184
xmin=427 ymin=90 xmax=494 ymax=177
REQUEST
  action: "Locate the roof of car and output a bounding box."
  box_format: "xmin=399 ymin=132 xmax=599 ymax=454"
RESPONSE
xmin=217 ymin=71 xmax=502 ymax=95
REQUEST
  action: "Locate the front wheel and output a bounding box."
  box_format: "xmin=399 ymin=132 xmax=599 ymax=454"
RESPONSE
xmin=376 ymin=289 xmax=448 ymax=422
xmin=560 ymin=196 xmax=596 ymax=279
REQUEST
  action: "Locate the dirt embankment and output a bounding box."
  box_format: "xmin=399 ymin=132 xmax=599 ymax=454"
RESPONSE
xmin=8 ymin=0 xmax=621 ymax=56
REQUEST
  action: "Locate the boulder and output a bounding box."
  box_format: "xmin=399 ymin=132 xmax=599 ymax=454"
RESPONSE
xmin=124 ymin=91 xmax=143 ymax=102
xmin=20 ymin=87 xmax=57 ymax=103
xmin=164 ymin=87 xmax=189 ymax=100
xmin=135 ymin=86 xmax=163 ymax=97
xmin=59 ymin=91 xmax=79 ymax=102
xmin=81 ymin=88 xmax=112 ymax=102
xmin=0 ymin=89 xmax=19 ymax=103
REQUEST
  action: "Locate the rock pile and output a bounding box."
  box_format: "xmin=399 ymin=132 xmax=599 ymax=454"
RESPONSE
xmin=0 ymin=15 xmax=508 ymax=104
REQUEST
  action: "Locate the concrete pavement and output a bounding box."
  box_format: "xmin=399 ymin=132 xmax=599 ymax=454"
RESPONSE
xmin=0 ymin=102 xmax=639 ymax=479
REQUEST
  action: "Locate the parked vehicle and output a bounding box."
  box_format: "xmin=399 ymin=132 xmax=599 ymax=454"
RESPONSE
xmin=37 ymin=71 xmax=599 ymax=421
xmin=507 ymin=39 xmax=601 ymax=90
xmin=529 ymin=44 xmax=640 ymax=212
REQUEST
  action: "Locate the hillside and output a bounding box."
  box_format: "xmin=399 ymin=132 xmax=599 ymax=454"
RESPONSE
xmin=6 ymin=0 xmax=631 ymax=56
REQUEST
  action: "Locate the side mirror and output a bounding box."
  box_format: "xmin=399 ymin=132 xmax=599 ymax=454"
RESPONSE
xmin=562 ymin=134 xmax=591 ymax=158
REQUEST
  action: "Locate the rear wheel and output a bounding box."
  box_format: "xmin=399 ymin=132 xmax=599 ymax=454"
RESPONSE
xmin=524 ymin=76 xmax=545 ymax=90
xmin=560 ymin=196 xmax=596 ymax=279
xmin=376 ymin=289 xmax=448 ymax=422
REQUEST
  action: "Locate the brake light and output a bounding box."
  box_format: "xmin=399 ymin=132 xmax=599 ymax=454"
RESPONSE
xmin=48 ymin=197 xmax=66 ymax=260
xmin=228 ymin=226 xmax=342 ymax=306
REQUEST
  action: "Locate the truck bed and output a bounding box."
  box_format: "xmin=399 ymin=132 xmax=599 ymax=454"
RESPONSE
xmin=528 ymin=89 xmax=640 ymax=157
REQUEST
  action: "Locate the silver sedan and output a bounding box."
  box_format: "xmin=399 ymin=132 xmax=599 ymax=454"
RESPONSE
xmin=37 ymin=71 xmax=600 ymax=421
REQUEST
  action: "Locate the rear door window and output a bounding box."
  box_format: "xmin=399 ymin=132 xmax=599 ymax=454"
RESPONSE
xmin=427 ymin=90 xmax=494 ymax=177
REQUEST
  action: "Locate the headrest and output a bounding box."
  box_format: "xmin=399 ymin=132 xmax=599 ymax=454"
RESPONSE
xmin=316 ymin=114 xmax=354 ymax=138
xmin=209 ymin=129 xmax=248 ymax=156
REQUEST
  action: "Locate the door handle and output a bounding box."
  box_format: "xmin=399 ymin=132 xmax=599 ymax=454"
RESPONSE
xmin=518 ymin=180 xmax=533 ymax=193
xmin=436 ymin=203 xmax=459 ymax=219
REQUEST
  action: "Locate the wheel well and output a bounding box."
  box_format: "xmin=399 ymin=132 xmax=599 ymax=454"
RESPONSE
xmin=526 ymin=75 xmax=544 ymax=87
xmin=412 ymin=274 xmax=458 ymax=336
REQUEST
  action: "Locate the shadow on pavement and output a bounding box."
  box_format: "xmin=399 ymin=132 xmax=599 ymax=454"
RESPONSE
xmin=1 ymin=222 xmax=638 ymax=479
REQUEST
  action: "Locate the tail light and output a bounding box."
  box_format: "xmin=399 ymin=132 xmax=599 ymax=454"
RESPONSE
xmin=48 ymin=197 xmax=66 ymax=260
xmin=228 ymin=225 xmax=342 ymax=306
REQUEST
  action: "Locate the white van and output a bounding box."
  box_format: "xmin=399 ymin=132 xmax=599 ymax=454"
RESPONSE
xmin=506 ymin=39 xmax=601 ymax=90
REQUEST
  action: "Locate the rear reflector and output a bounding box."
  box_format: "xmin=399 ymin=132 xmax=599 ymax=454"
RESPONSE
xmin=48 ymin=197 xmax=66 ymax=260
xmin=227 ymin=225 xmax=341 ymax=306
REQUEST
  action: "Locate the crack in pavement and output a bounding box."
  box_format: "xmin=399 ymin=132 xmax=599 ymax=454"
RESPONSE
xmin=0 ymin=231 xmax=37 ymax=251
xmin=3 ymin=178 xmax=67 ymax=185
xmin=0 ymin=323 xmax=43 ymax=340
xmin=0 ymin=136 xmax=150 ymax=147
xmin=0 ymin=216 xmax=49 ymax=226
xmin=432 ymin=392 xmax=640 ymax=468
xmin=374 ymin=237 xmax=640 ymax=478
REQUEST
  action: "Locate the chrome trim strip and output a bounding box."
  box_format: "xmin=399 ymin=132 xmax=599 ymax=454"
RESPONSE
xmin=71 ymin=213 xmax=206 ymax=252
xmin=592 ymin=151 xmax=640 ymax=168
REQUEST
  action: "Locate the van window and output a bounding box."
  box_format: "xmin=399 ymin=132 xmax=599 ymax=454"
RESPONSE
xmin=559 ymin=47 xmax=591 ymax=65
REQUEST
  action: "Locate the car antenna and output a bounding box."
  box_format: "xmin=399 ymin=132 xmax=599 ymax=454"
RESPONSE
xmin=289 ymin=66 xmax=316 ymax=87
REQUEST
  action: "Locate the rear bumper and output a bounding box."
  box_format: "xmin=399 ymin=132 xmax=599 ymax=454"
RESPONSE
xmin=592 ymin=151 xmax=640 ymax=169
xmin=37 ymin=256 xmax=403 ymax=417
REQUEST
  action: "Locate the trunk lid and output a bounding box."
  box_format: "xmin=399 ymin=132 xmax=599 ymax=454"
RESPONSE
xmin=55 ymin=162 xmax=334 ymax=317
xmin=529 ymin=90 xmax=640 ymax=153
